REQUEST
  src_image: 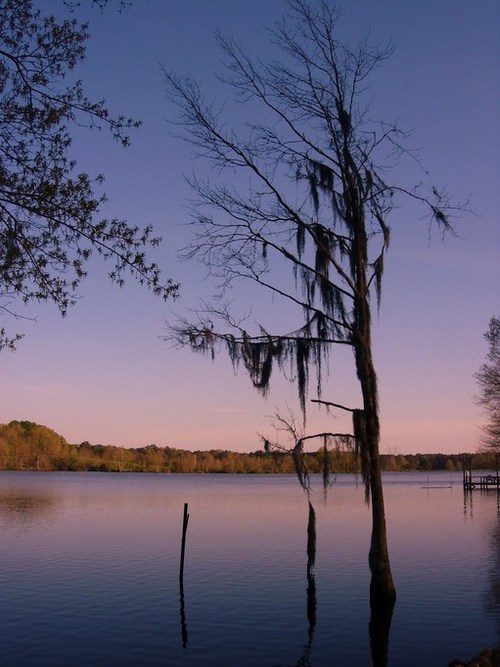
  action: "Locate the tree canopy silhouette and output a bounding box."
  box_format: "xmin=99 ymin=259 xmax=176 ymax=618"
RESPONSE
xmin=0 ymin=0 xmax=178 ymax=349
xmin=475 ymin=316 xmax=500 ymax=451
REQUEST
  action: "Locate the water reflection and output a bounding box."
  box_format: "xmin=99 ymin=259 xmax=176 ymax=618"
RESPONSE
xmin=369 ymin=597 xmax=395 ymax=667
xmin=296 ymin=502 xmax=317 ymax=666
xmin=294 ymin=494 xmax=394 ymax=667
xmin=485 ymin=491 xmax=500 ymax=640
xmin=0 ymin=472 xmax=497 ymax=666
xmin=179 ymin=579 xmax=189 ymax=648
xmin=464 ymin=488 xmax=473 ymax=518
xmin=306 ymin=501 xmax=317 ymax=648
xmin=0 ymin=491 xmax=57 ymax=528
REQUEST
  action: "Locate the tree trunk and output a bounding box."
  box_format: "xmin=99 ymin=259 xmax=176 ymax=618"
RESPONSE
xmin=368 ymin=434 xmax=396 ymax=605
xmin=351 ymin=193 xmax=396 ymax=605
xmin=355 ymin=300 xmax=396 ymax=605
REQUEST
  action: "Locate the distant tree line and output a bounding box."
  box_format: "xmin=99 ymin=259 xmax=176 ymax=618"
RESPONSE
xmin=1 ymin=421 xmax=497 ymax=475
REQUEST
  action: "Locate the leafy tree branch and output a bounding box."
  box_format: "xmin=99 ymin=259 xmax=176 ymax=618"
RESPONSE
xmin=0 ymin=0 xmax=178 ymax=348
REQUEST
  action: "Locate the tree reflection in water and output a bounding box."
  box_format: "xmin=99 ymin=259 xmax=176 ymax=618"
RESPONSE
xmin=486 ymin=491 xmax=500 ymax=641
xmin=296 ymin=501 xmax=317 ymax=667
xmin=369 ymin=596 xmax=395 ymax=667
xmin=295 ymin=491 xmax=395 ymax=667
xmin=464 ymin=488 xmax=500 ymax=638
xmin=0 ymin=491 xmax=57 ymax=527
xmin=455 ymin=489 xmax=500 ymax=666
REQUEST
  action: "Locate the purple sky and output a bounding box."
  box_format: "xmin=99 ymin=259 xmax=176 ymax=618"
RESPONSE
xmin=0 ymin=0 xmax=498 ymax=454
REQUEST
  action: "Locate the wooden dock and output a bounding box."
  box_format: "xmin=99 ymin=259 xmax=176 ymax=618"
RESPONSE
xmin=463 ymin=455 xmax=500 ymax=491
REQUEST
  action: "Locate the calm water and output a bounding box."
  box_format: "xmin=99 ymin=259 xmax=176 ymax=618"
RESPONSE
xmin=0 ymin=471 xmax=498 ymax=666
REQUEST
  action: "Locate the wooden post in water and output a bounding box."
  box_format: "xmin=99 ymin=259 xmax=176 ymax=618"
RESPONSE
xmin=178 ymin=503 xmax=189 ymax=648
xmin=179 ymin=502 xmax=189 ymax=583
xmin=462 ymin=457 xmax=469 ymax=490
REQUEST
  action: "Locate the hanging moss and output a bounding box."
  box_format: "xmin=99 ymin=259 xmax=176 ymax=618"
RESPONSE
xmin=308 ymin=173 xmax=320 ymax=215
xmin=296 ymin=338 xmax=310 ymax=416
xmin=292 ymin=439 xmax=308 ymax=491
xmin=372 ymin=253 xmax=384 ymax=312
xmin=309 ymin=159 xmax=335 ymax=193
xmin=296 ymin=220 xmax=306 ymax=258
xmin=238 ymin=334 xmax=286 ymax=396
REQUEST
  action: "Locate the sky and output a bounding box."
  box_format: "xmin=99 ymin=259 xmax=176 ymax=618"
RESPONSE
xmin=0 ymin=0 xmax=498 ymax=454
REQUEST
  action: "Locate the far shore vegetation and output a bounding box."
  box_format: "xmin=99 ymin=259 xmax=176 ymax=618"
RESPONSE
xmin=0 ymin=420 xmax=497 ymax=475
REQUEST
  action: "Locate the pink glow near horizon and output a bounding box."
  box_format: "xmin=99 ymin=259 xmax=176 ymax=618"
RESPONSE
xmin=0 ymin=1 xmax=498 ymax=454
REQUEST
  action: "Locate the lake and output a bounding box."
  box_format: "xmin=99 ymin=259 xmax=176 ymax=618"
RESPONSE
xmin=0 ymin=471 xmax=498 ymax=666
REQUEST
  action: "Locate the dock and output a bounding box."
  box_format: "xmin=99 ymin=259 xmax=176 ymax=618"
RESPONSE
xmin=463 ymin=455 xmax=500 ymax=491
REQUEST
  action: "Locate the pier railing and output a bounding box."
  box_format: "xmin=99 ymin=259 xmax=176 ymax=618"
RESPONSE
xmin=462 ymin=455 xmax=500 ymax=491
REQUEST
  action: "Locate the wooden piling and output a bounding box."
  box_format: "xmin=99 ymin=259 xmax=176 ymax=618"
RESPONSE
xmin=179 ymin=502 xmax=189 ymax=583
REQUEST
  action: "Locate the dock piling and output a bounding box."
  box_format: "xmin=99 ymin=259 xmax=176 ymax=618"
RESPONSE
xmin=179 ymin=502 xmax=189 ymax=583
xmin=462 ymin=455 xmax=500 ymax=491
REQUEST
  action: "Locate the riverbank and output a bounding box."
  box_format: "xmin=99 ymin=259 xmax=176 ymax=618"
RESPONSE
xmin=2 ymin=420 xmax=498 ymax=474
xmin=450 ymin=647 xmax=500 ymax=667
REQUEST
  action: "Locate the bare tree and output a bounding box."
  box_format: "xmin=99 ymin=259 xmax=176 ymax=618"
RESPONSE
xmin=475 ymin=317 xmax=500 ymax=451
xmin=163 ymin=0 xmax=459 ymax=605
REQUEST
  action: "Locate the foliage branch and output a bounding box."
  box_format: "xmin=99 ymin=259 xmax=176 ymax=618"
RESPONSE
xmin=0 ymin=0 xmax=178 ymax=349
xmin=475 ymin=316 xmax=500 ymax=451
